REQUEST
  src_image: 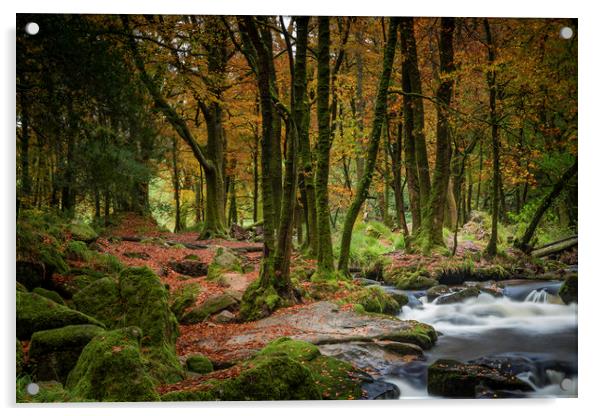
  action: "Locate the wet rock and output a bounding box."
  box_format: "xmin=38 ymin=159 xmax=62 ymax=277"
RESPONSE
xmin=169 ymin=259 xmax=208 ymax=277
xmin=426 ymin=284 xmax=450 ymax=302
xmin=435 ymin=286 xmax=480 ymax=305
xmin=29 ymin=324 xmax=105 ymax=383
xmin=427 ymin=359 xmax=533 ymax=398
xmin=559 ymin=273 xmax=577 ymax=304
xmin=362 ymin=379 xmax=401 ymax=400
xmin=375 ymin=340 xmax=424 ymax=356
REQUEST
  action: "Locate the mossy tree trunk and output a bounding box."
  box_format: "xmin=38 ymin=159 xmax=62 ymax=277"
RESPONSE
xmin=315 ymin=17 xmax=335 ymax=274
xmin=421 ymin=17 xmax=455 ymax=252
xmin=171 ymin=137 xmax=183 ymax=233
xmin=337 ymin=17 xmax=400 ymax=274
xmin=484 ymin=18 xmax=501 ymax=257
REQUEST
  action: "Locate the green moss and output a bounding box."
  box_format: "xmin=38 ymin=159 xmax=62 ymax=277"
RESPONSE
xmin=382 ymin=321 xmax=438 ymax=349
xmin=39 ymin=246 xmax=70 ymax=275
xmin=68 ymin=222 xmax=98 ymax=243
xmin=239 ymin=280 xmax=282 ymax=321
xmin=257 ymin=337 xmax=321 ymax=362
xmin=343 ymin=286 xmax=400 ymax=315
xmin=169 ymin=283 xmax=201 ymax=321
xmin=384 ymin=268 xmax=437 ymax=290
xmin=17 ymin=291 xmax=104 ymax=340
xmin=90 ymin=253 xmax=124 ymax=274
xmin=559 ymin=273 xmax=578 ymax=304
xmin=65 ymin=240 xmax=93 ymax=262
xmin=180 ymin=292 xmax=238 ymax=324
xmin=32 ymin=287 xmax=65 ymax=305
xmin=66 ymin=327 xmax=159 ymax=402
xmin=16 ymin=281 xmax=28 ymax=292
xmin=29 ymin=324 xmax=105 ymax=383
xmin=73 ymin=277 xmax=121 ymax=327
xmin=184 ymin=254 xmax=200 ymax=261
xmin=17 ymin=339 xmax=24 ymax=376
xmin=17 ymin=375 xmax=88 ymax=403
xmin=186 ymin=355 xmax=214 ymax=374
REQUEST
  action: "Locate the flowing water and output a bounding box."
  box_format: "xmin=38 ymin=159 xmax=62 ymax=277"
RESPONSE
xmin=382 ymin=280 xmax=578 ymax=398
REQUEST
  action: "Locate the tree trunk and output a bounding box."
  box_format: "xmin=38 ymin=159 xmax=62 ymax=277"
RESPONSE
xmin=338 ymin=18 xmax=399 ymax=274
xmin=172 ymin=137 xmax=182 ymax=232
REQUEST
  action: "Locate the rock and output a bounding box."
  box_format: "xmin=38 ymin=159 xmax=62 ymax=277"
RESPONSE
xmin=32 ymin=287 xmax=65 ymax=305
xmin=375 ymin=340 xmax=424 ymax=356
xmin=17 ymin=291 xmax=104 ymax=340
xmin=385 ymin=269 xmax=438 ymax=290
xmin=426 ymin=284 xmax=450 ymax=302
xmin=29 ymin=324 xmax=105 ymax=383
xmin=66 ymin=327 xmax=159 ymax=402
xmin=169 ymin=283 xmax=201 ymax=322
xmin=353 ymin=277 xmax=381 ymax=286
xmin=51 ymin=273 xmax=100 ymax=299
xmin=559 ymin=273 xmax=577 ymax=304
xmin=427 ymin=359 xmax=533 ymax=398
xmin=72 ymin=267 xmax=184 ymax=383
xmin=434 ymin=286 xmax=480 ymax=304
xmin=362 ymin=379 xmax=400 ymax=400
xmin=186 ymin=354 xmax=214 ymax=374
xmin=383 ymin=288 xmax=410 ymax=307
xmin=16 ymin=340 xmax=24 ymax=376
xmin=16 ymin=260 xmax=47 ymax=291
xmin=345 ymin=285 xmax=400 ymax=315
xmin=214 ymin=310 xmax=236 ymax=323
xmin=212 ymin=246 xmax=242 ymax=270
xmin=68 ymin=222 xmax=98 ymax=243
xmin=476 ymin=281 xmax=504 ymax=297
xmin=180 ymin=292 xmax=239 ymax=324
xmin=168 ymin=260 xmax=208 ymax=277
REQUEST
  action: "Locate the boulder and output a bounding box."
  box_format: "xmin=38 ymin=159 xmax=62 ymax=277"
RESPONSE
xmin=72 ymin=267 xmax=184 ymax=383
xmin=186 ymin=354 xmax=214 ymax=374
xmin=434 ymin=286 xmax=480 ymax=305
xmin=345 ymin=286 xmax=400 ymax=315
xmin=385 ymin=269 xmax=438 ymax=290
xmin=426 ymin=284 xmax=450 ymax=302
xmin=169 ymin=283 xmax=201 ymax=322
xmin=29 ymin=324 xmax=105 ymax=383
xmin=66 ymin=327 xmax=159 ymax=402
xmin=68 ymin=222 xmax=98 ymax=243
xmin=214 ymin=310 xmax=236 ymax=323
xmin=362 ymin=379 xmax=401 ymax=400
xmin=17 ymin=291 xmax=104 ymax=340
xmin=427 ymin=359 xmax=533 ymax=398
xmin=559 ymin=273 xmax=578 ymax=304
xmin=180 ymin=292 xmax=239 ymax=324
xmin=168 ymin=260 xmax=208 ymax=277
xmin=32 ymin=287 xmax=65 ymax=305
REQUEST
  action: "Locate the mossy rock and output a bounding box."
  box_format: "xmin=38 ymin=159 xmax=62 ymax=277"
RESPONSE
xmin=72 ymin=267 xmax=184 ymax=383
xmin=66 ymin=327 xmax=159 ymax=402
xmin=434 ymin=286 xmax=480 ymax=305
xmin=168 ymin=260 xmax=208 ymax=277
xmin=169 ymin=283 xmax=202 ymax=321
xmin=16 ymin=376 xmax=87 ymax=403
xmin=427 ymin=359 xmax=533 ymax=398
xmin=426 ymin=285 xmax=449 ymax=302
xmin=238 ymin=280 xmax=282 ymax=321
xmin=29 ymin=324 xmax=105 ymax=383
xmin=381 ymin=322 xmax=438 ymax=349
xmin=68 ymin=222 xmax=98 ymax=243
xmin=17 ymin=291 xmax=104 ymax=340
xmin=32 ymin=287 xmax=65 ymax=305
xmin=17 ymin=340 xmax=24 ymax=376
xmin=344 ymin=286 xmax=400 ymax=315
xmin=52 ymin=273 xmax=101 ymax=299
xmin=559 ymin=273 xmax=578 ymax=304
xmin=186 ymin=354 xmax=214 ymax=374
xmin=180 ymin=292 xmax=238 ymax=324
xmin=256 ymin=337 xmax=321 ymax=362
xmin=385 ymin=268 xmax=437 ymax=290
xmin=65 ymin=240 xmax=92 ymax=262
xmin=212 ymin=246 xmax=243 ymax=271
xmin=385 ymin=289 xmax=409 ymax=307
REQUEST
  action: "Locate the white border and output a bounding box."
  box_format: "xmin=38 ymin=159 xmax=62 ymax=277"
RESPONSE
xmin=2 ymin=1 xmax=600 ymax=415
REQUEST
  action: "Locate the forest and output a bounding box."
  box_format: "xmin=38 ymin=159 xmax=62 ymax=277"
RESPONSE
xmin=16 ymin=14 xmax=577 ymax=402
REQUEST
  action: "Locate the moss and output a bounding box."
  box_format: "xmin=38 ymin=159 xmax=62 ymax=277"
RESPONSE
xmin=68 ymin=222 xmax=98 ymax=243
xmin=171 ymin=243 xmax=186 ymax=249
xmin=72 ymin=267 xmax=184 ymax=383
xmin=17 ymin=339 xmax=24 ymax=376
xmin=66 ymin=327 xmax=159 ymax=402
xmin=160 ymin=390 xmax=217 ymax=401
xmin=16 ymin=281 xmax=28 ymax=292
xmin=239 ymin=280 xmax=282 ymax=321
xmin=186 ymin=354 xmax=214 ymax=374
xmin=207 ymin=247 xmax=243 ymax=281
xmin=39 ymin=246 xmax=70 ymax=275
xmin=385 ymin=268 xmax=438 ymax=290
xmin=52 ymin=273 xmax=100 ymax=299
xmin=343 ymin=286 xmax=400 ymax=315
xmin=17 ymin=375 xmax=88 ymax=403
xmin=381 ymin=321 xmax=438 ymax=349
xmin=65 ymin=240 xmax=92 ymax=262
xmin=17 ymin=291 xmax=104 ymax=340
xmin=180 ymin=292 xmax=238 ymax=324
xmin=559 ymin=273 xmax=578 ymax=304
xmin=256 ymin=337 xmax=321 ymax=362
xmin=29 ymin=324 xmax=105 ymax=383
xmin=90 ymin=253 xmax=124 ymax=274
xmin=184 ymin=254 xmax=200 ymax=261
xmin=32 ymin=287 xmax=65 ymax=305
xmin=169 ymin=283 xmax=202 ymax=321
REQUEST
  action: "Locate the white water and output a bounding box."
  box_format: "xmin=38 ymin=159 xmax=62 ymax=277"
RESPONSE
xmin=388 ymin=285 xmax=578 ymax=399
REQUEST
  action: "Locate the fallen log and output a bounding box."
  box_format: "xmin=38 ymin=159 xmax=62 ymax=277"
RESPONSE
xmin=531 ymin=237 xmax=578 ymax=258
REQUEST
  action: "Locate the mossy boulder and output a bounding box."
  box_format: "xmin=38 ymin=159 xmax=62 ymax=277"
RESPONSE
xmin=344 ymin=286 xmax=400 ymax=315
xmin=381 ymin=322 xmax=438 ymax=349
xmin=180 ymin=292 xmax=239 ymax=324
xmin=426 ymin=284 xmax=450 ymax=302
xmin=29 ymin=324 xmax=105 ymax=383
xmin=71 ymin=267 xmax=184 ymax=383
xmin=256 ymin=337 xmax=321 ymax=362
xmin=53 ymin=273 xmax=101 ymax=299
xmin=17 ymin=291 xmax=104 ymax=340
xmin=385 ymin=268 xmax=438 ymax=290
xmin=32 ymin=287 xmax=65 ymax=305
xmin=169 ymin=283 xmax=202 ymax=321
xmin=434 ymin=286 xmax=480 ymax=305
xmin=68 ymin=222 xmax=98 ymax=243
xmin=65 ymin=240 xmax=92 ymax=261
xmin=186 ymin=354 xmax=214 ymax=374
xmin=559 ymin=273 xmax=578 ymax=304
xmin=207 ymin=247 xmax=244 ymax=281
xmin=66 ymin=327 xmax=159 ymax=402
xmin=427 ymin=359 xmax=533 ymax=398
xmin=17 ymin=340 xmax=24 ymax=376
xmin=238 ymin=280 xmax=283 ymax=321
